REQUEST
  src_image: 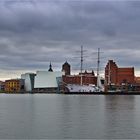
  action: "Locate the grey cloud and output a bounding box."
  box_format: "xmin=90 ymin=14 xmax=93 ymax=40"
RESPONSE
xmin=0 ymin=0 xmax=140 ymax=78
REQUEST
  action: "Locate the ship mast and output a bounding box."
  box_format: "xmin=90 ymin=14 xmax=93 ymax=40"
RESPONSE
xmin=80 ymin=45 xmax=83 ymax=85
xmin=97 ymin=48 xmax=100 ymax=90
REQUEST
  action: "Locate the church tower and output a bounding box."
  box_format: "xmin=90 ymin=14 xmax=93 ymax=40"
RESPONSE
xmin=62 ymin=61 xmax=71 ymax=75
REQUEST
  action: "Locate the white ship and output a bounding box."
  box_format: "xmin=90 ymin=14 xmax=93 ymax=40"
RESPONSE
xmin=66 ymin=77 xmax=104 ymax=93
xmin=66 ymin=47 xmax=104 ymax=93
xmin=66 ymin=84 xmax=98 ymax=92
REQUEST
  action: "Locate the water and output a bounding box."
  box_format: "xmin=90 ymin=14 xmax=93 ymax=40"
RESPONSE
xmin=0 ymin=94 xmax=140 ymax=139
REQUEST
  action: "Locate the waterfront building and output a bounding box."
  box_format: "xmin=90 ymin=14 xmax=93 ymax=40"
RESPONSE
xmin=62 ymin=61 xmax=99 ymax=87
xmin=105 ymin=60 xmax=135 ymax=91
xmin=34 ymin=71 xmax=63 ymax=93
xmin=5 ymin=79 xmax=24 ymax=93
xmin=63 ymin=70 xmax=97 ymax=85
xmin=21 ymin=73 xmax=36 ymax=92
xmin=133 ymin=77 xmax=140 ymax=91
xmin=62 ymin=61 xmax=71 ymax=75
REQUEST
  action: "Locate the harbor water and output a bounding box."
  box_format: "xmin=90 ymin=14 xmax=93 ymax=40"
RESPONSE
xmin=0 ymin=94 xmax=140 ymax=139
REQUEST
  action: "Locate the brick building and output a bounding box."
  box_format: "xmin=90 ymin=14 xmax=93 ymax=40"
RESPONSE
xmin=63 ymin=70 xmax=97 ymax=85
xmin=105 ymin=60 xmax=135 ymax=86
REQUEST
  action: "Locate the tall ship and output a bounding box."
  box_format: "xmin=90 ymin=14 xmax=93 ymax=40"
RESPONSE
xmin=65 ymin=46 xmax=104 ymax=93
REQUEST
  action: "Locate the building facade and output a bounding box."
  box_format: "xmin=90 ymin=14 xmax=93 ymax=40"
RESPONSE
xmin=105 ymin=60 xmax=135 ymax=89
xmin=5 ymin=79 xmax=24 ymax=93
xmin=63 ymin=71 xmax=97 ymax=85
xmin=34 ymin=71 xmax=63 ymax=92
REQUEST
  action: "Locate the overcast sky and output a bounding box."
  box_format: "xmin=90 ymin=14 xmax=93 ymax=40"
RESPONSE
xmin=0 ymin=0 xmax=140 ymax=80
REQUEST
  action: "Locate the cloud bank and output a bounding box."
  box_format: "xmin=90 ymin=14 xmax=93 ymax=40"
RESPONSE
xmin=0 ymin=0 xmax=140 ymax=79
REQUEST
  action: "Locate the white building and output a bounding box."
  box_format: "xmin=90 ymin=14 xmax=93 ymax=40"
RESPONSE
xmin=34 ymin=71 xmax=63 ymax=92
xmin=21 ymin=73 xmax=36 ymax=92
xmin=21 ymin=63 xmax=63 ymax=93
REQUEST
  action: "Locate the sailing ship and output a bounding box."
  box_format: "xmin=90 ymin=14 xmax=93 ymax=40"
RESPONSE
xmin=66 ymin=46 xmax=104 ymax=93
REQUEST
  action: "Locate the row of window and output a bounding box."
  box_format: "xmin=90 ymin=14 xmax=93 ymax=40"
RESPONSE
xmin=6 ymin=82 xmax=20 ymax=86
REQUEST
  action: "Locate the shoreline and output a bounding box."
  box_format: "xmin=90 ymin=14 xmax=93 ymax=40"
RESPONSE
xmin=1 ymin=91 xmax=140 ymax=95
xmin=63 ymin=91 xmax=140 ymax=95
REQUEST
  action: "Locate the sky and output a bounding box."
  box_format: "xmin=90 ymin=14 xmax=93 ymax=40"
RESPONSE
xmin=0 ymin=0 xmax=140 ymax=80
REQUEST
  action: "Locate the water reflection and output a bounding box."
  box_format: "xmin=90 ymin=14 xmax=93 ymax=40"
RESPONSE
xmin=103 ymin=95 xmax=139 ymax=139
xmin=57 ymin=95 xmax=106 ymax=139
xmin=0 ymin=94 xmax=140 ymax=139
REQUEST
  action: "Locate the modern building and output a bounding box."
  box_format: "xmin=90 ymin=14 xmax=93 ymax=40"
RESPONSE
xmin=21 ymin=73 xmax=36 ymax=92
xmin=62 ymin=61 xmax=71 ymax=75
xmin=5 ymin=79 xmax=24 ymax=93
xmin=34 ymin=71 xmax=63 ymax=92
xmin=105 ymin=60 xmax=135 ymax=91
xmin=33 ymin=62 xmax=63 ymax=92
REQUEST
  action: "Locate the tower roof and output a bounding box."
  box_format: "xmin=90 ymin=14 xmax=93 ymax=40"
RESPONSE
xmin=63 ymin=61 xmax=70 ymax=66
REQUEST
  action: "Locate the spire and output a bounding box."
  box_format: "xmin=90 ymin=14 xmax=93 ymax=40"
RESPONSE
xmin=48 ymin=62 xmax=53 ymax=72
